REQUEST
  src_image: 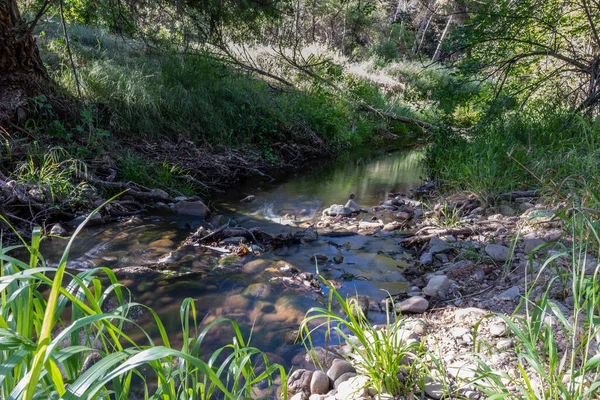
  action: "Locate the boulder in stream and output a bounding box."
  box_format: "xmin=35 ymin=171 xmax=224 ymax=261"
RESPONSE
xmin=324 ymin=205 xmax=353 ymax=217
xmin=172 ymin=200 xmax=210 ymax=218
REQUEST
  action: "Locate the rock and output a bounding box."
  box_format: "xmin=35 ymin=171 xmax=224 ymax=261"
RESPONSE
xmin=489 ymin=323 xmax=506 ymax=337
xmin=395 ymin=296 xmax=429 ymax=314
xmin=485 ymin=244 xmax=510 ymax=263
xmin=310 ymin=254 xmax=328 ymax=263
xmin=349 ymin=295 xmax=369 ymax=319
xmin=471 ymin=207 xmax=485 ymax=216
xmin=288 ymin=369 xmax=314 ymax=398
xmin=325 ymin=205 xmax=353 ymax=217
xmin=333 ymin=372 xmax=357 ymax=388
xmin=447 ymin=360 xmax=477 ymax=380
xmin=70 ymin=212 xmax=104 ymax=227
xmin=496 ymin=286 xmax=520 ymax=301
xmin=327 ymin=359 xmax=356 ymax=382
xmin=496 ymin=339 xmax=513 ymax=350
xmin=291 ymin=393 xmax=306 ymax=400
xmin=242 ymin=259 xmax=272 ymax=273
xmin=284 ymin=330 xmax=300 ymax=345
xmin=222 ymin=236 xmax=247 ymax=245
xmin=424 ymin=378 xmax=444 ymax=400
xmin=543 ymin=229 xmax=562 ymax=242
xmin=428 ymin=243 xmax=453 ymax=255
xmin=450 ymin=327 xmax=470 ymax=338
xmin=335 ymin=375 xmax=369 ymax=400
xmin=240 ymin=195 xmax=256 ymax=203
xmin=173 ymin=200 xmax=210 ymax=218
xmin=395 ymin=211 xmax=411 ymax=221
xmin=306 ymin=347 xmax=340 ymax=369
xmin=310 ymin=371 xmax=331 ymax=395
xmin=358 ymin=220 xmax=383 ymax=230
xmin=523 ymin=238 xmax=546 ymax=255
xmin=383 ymin=221 xmax=402 ymax=231
xmin=423 ymin=275 xmax=450 ymax=298
xmin=243 ymin=283 xmax=272 ymax=298
xmin=333 ymin=255 xmax=344 ymax=264
xmin=518 ymin=202 xmax=534 ymax=212
xmin=345 ymin=200 xmax=361 ymax=213
xmin=419 ymin=252 xmax=433 ymax=265
xmin=50 ymin=223 xmax=67 ymax=236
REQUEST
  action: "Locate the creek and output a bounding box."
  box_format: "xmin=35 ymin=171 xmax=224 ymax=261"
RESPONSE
xmin=41 ymin=147 xmax=424 ymax=369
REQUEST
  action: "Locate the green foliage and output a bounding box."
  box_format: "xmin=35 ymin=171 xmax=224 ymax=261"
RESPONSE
xmin=471 ymin=210 xmax=600 ymax=399
xmin=0 ymin=217 xmax=285 ymax=399
xmin=425 ymin=105 xmax=600 ymax=205
xmin=300 ymin=276 xmax=426 ymax=396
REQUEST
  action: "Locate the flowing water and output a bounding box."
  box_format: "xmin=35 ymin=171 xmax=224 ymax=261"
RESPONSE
xmin=41 ymin=147 xmax=424 ymax=368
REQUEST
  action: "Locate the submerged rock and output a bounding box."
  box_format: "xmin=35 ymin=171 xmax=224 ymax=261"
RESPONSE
xmin=240 ymin=195 xmax=256 ymax=203
xmin=50 ymin=223 xmax=67 ymax=236
xmin=173 ymin=200 xmax=210 ymax=218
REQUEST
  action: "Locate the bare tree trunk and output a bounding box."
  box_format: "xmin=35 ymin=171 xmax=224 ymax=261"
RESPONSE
xmin=411 ymin=8 xmax=434 ymax=55
xmin=0 ymin=0 xmax=48 ymax=122
xmin=431 ymin=15 xmax=453 ymax=62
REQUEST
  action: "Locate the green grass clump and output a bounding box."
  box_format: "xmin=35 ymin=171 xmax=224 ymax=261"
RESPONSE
xmin=425 ymin=105 xmax=600 ymax=206
xmin=0 ymin=212 xmax=285 ymax=399
xmin=471 ymin=210 xmax=600 ymax=399
xmin=299 ymin=276 xmax=426 ymax=397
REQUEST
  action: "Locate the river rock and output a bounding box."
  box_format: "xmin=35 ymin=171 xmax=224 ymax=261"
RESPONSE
xmin=454 ymin=307 xmax=487 ymax=325
xmin=423 ymin=275 xmax=450 ymax=298
xmin=243 ymin=283 xmax=272 ymax=298
xmin=358 ymin=220 xmax=384 ymax=230
xmin=333 ymin=371 xmax=357 ymax=388
xmin=485 ymin=244 xmax=510 ymax=263
xmin=70 ymin=212 xmax=104 ymax=227
xmin=496 ymin=286 xmax=520 ymax=301
xmin=310 ymin=254 xmax=328 ymax=263
xmin=333 ymin=255 xmax=344 ymax=264
xmin=327 ymin=359 xmax=356 ymax=382
xmin=489 ymin=323 xmax=506 ymax=337
xmin=50 ymin=223 xmax=67 ymax=236
xmin=173 ymin=200 xmax=210 ymax=218
xmin=288 ymin=369 xmax=314 ymax=398
xmin=325 ymin=205 xmax=353 ymax=217
xmin=306 ymin=347 xmax=340 ymax=369
xmin=335 ymin=375 xmax=369 ymax=399
xmin=310 ymin=371 xmax=331 ymax=395
xmin=424 ymin=378 xmax=444 ymax=400
xmin=345 ymin=200 xmax=361 ymax=213
xmin=396 ymin=211 xmax=411 ymax=221
xmin=523 ymin=238 xmax=546 ymax=255
xmin=383 ymin=221 xmax=402 ymax=231
xmin=349 ymin=295 xmax=369 ymax=318
xmin=240 ymin=195 xmax=256 ymax=203
xmin=284 ymin=330 xmax=300 ymax=345
xmin=395 ymin=296 xmax=429 ymax=314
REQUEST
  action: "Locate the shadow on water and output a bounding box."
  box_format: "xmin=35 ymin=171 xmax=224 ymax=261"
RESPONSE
xmin=39 ymin=148 xmax=424 ymax=370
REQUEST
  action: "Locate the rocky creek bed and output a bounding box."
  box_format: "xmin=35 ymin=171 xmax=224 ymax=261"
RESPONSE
xmin=60 ymin=179 xmax=596 ymax=400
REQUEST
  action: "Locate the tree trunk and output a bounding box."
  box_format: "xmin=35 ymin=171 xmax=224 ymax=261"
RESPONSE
xmin=431 ymin=15 xmax=453 ymax=62
xmin=0 ymin=0 xmax=48 ymax=122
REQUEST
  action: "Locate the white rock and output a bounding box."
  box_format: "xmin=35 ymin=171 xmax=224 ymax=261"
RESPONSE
xmin=335 ymin=375 xmax=370 ymax=399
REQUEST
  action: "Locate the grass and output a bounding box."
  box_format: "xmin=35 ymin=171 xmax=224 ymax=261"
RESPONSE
xmin=0 ymin=211 xmax=286 ymax=399
xmin=425 ymin=105 xmax=600 ymax=207
xmin=470 ymin=210 xmax=600 ymax=399
xmin=299 ymin=276 xmax=427 ymax=397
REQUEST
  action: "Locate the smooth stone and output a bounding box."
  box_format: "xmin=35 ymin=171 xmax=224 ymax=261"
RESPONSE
xmin=383 ymin=221 xmax=402 ymax=231
xmin=419 ymin=252 xmax=433 ymax=265
xmin=428 ymin=243 xmax=453 ymax=255
xmin=242 ymin=259 xmax=272 ymax=273
xmin=489 ymin=323 xmax=506 ymax=337
xmin=310 ymin=370 xmax=331 ymax=395
xmin=485 ymin=244 xmax=510 ymax=263
xmin=496 ymin=339 xmax=513 ymax=350
xmin=173 ymin=200 xmax=210 ymax=218
xmin=423 ymin=275 xmax=450 ymax=298
xmin=50 ymin=223 xmax=67 ymax=236
xmin=284 ymin=330 xmax=300 ymax=345
xmin=395 ymin=296 xmax=429 ymax=314
xmin=288 ymin=369 xmax=314 ymax=398
xmin=450 ymin=327 xmax=470 ymax=338
xmin=523 ymin=238 xmax=546 ymax=255
xmin=335 ymin=375 xmax=369 ymax=399
xmin=326 ymin=205 xmax=353 ymax=217
xmin=424 ymin=379 xmax=444 ymax=399
xmin=333 ymin=372 xmax=357 ymax=388
xmin=358 ymin=220 xmax=384 ymax=230
xmin=396 ymin=211 xmax=411 ymax=220
xmin=310 ymin=254 xmax=328 ymax=263
xmin=495 ymin=286 xmax=520 ymax=301
xmin=243 ymin=283 xmax=272 ymax=298
xmin=345 ymin=200 xmax=361 ymax=213
xmin=327 ymin=359 xmax=356 ymax=382
xmin=333 ymin=255 xmax=344 ymax=264
xmin=454 ymin=307 xmax=487 ymax=325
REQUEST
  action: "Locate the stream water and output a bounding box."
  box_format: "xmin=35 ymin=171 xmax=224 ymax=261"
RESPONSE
xmin=41 ymin=147 xmax=424 ymax=370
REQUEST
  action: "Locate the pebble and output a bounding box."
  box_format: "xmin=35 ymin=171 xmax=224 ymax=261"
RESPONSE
xmin=496 ymin=339 xmax=513 ymax=350
xmin=395 ymin=296 xmax=429 ymax=314
xmin=450 ymin=327 xmax=470 ymax=338
xmin=310 ymin=370 xmax=331 ymax=395
xmin=489 ymin=323 xmax=506 ymax=337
